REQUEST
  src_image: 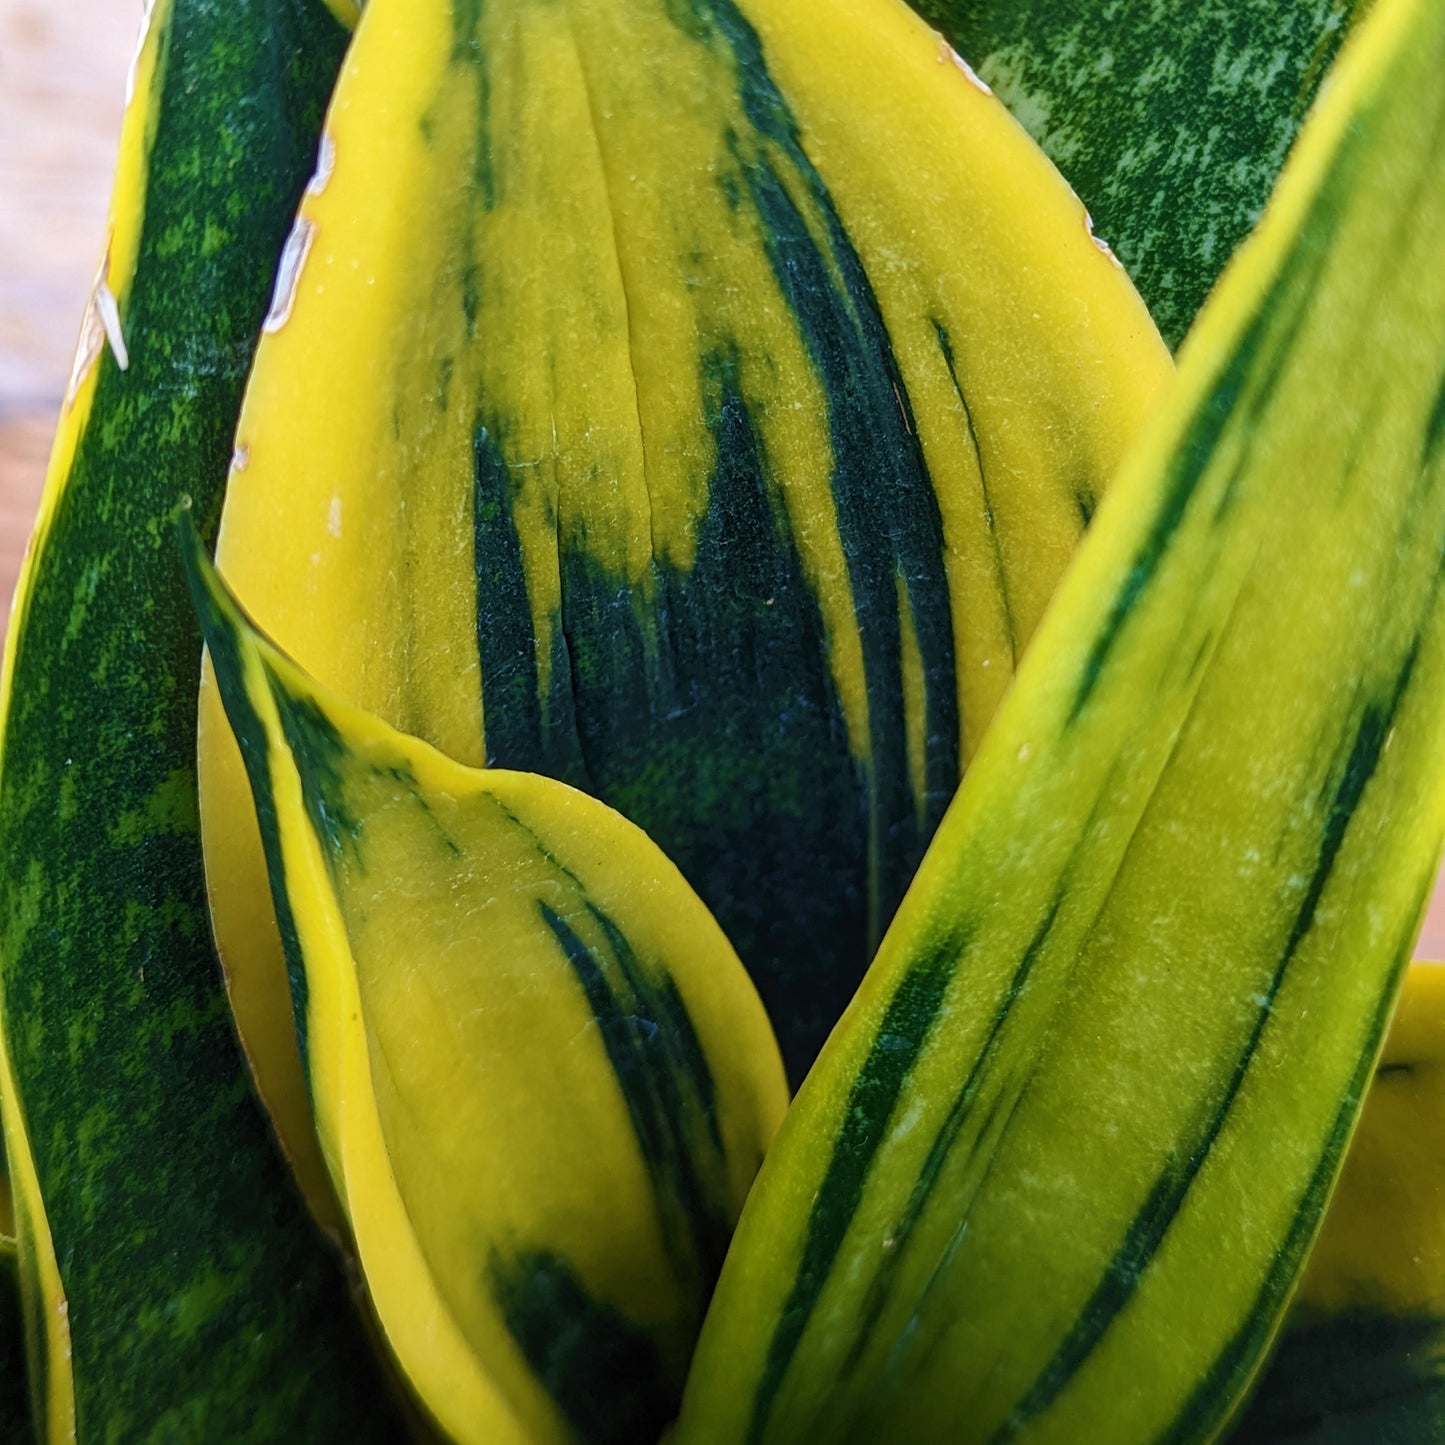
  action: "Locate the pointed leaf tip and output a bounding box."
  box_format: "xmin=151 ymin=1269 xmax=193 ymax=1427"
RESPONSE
xmin=678 ymin=0 xmax=1445 ymax=1439
xmin=195 ymin=551 xmax=790 ymax=1445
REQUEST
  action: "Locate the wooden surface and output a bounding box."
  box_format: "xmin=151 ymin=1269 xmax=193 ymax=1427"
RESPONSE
xmin=2 ymin=0 xmax=1444 ymax=954
xmin=0 ymin=0 xmax=136 ymax=625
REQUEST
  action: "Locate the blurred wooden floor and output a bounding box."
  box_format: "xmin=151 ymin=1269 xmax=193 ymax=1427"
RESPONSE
xmin=3 ymin=0 xmax=1445 ymax=955
xmin=0 ymin=0 xmax=135 ymax=624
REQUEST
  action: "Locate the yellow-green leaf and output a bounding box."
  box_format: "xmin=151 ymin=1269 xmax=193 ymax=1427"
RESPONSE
xmin=1234 ymin=961 xmax=1445 ymax=1443
xmin=195 ymin=0 xmax=1171 ymax=1219
xmin=675 ymin=0 xmax=1445 ymax=1439
xmin=184 ymin=519 xmax=788 ymax=1445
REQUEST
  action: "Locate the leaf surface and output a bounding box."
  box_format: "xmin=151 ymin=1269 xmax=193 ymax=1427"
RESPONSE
xmin=195 ymin=0 xmax=1172 ymax=1191
xmin=1232 ymin=961 xmax=1445 ymax=1443
xmin=913 ymin=0 xmax=1367 ymax=346
xmin=186 ymin=523 xmax=789 ymax=1445
xmin=0 ymin=0 xmax=405 ymax=1436
xmin=675 ymin=0 xmax=1445 ymax=1440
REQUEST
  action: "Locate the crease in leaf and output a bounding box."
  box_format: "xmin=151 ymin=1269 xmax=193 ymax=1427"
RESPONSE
xmin=183 ymin=518 xmax=789 ymax=1445
xmin=196 ymin=0 xmax=1171 ymax=1208
xmin=675 ymin=0 xmax=1445 ymax=1440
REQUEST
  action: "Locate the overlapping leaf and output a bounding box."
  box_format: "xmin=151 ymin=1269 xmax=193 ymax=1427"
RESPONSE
xmin=186 ymin=523 xmax=789 ymax=1445
xmin=914 ymin=0 xmax=1366 ymax=346
xmin=1235 ymin=962 xmax=1445 ymax=1443
xmin=0 ymin=0 xmax=404 ymax=1436
xmin=677 ymin=0 xmax=1445 ymax=1439
xmin=195 ymin=0 xmax=1171 ymax=1233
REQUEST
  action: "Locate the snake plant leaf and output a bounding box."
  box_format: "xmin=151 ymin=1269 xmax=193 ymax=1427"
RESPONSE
xmin=1232 ymin=961 xmax=1445 ymax=1444
xmin=0 ymin=0 xmax=410 ymax=1437
xmin=912 ymin=0 xmax=1366 ymax=348
xmin=1234 ymin=1319 xmax=1445 ymax=1444
xmin=676 ymin=0 xmax=1445 ymax=1440
xmin=183 ymin=520 xmax=789 ymax=1445
xmin=195 ymin=0 xmax=1172 ymax=1216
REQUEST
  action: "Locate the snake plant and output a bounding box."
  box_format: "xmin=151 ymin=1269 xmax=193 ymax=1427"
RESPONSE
xmin=1 ymin=0 xmax=1443 ymax=1440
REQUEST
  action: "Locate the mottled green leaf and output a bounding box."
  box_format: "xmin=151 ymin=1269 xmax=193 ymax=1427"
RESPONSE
xmin=915 ymin=0 xmax=1365 ymax=346
xmin=0 ymin=0 xmax=406 ymax=1435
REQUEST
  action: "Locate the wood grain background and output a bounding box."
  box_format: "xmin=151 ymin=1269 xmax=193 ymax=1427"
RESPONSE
xmin=0 ymin=0 xmax=135 ymax=620
xmin=3 ymin=0 xmax=1443 ymax=953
